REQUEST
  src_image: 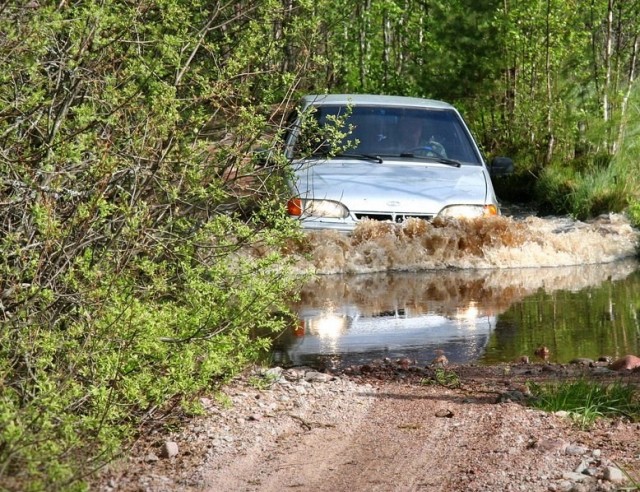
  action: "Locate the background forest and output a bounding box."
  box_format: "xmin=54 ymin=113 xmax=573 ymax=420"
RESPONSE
xmin=0 ymin=0 xmax=639 ymax=489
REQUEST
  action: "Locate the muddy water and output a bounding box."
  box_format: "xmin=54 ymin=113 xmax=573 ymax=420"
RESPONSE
xmin=270 ymin=213 xmax=640 ymax=368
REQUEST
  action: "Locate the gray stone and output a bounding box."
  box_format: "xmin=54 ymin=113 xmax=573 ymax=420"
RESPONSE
xmin=304 ymin=371 xmax=333 ymax=383
xmin=603 ymin=466 xmax=626 ymax=483
xmin=568 ymin=483 xmax=590 ymax=492
xmin=574 ymin=459 xmax=589 ymax=474
xmin=264 ymin=367 xmax=283 ymax=380
xmin=565 ymin=445 xmax=589 ymax=455
xmin=435 ymin=408 xmax=454 ymax=418
xmin=144 ymin=453 xmax=159 ymax=463
xmin=304 ymin=371 xmax=331 ymax=383
xmin=535 ymin=438 xmax=568 ymax=453
xmin=284 ymin=366 xmax=314 ymax=381
xmin=160 ymin=441 xmax=179 ymax=459
xmin=555 ymin=479 xmax=573 ymax=492
xmin=569 ymin=358 xmax=594 ymax=366
xmin=498 ymin=390 xmax=527 ymax=402
xmin=561 ymin=472 xmax=588 ymax=482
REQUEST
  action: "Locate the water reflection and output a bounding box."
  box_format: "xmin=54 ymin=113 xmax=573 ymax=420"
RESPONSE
xmin=271 ymin=260 xmax=640 ymax=369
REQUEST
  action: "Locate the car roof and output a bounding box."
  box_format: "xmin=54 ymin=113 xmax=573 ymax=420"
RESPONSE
xmin=300 ymin=94 xmax=454 ymax=110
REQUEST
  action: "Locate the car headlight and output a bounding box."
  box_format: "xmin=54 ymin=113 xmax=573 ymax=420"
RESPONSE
xmin=439 ymin=204 xmax=498 ymax=219
xmin=287 ymin=198 xmax=349 ymax=219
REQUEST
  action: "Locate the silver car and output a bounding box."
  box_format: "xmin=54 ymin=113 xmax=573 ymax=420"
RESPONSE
xmin=284 ymin=94 xmax=513 ymax=232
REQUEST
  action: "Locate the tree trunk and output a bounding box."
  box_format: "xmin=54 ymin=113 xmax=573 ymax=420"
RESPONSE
xmin=544 ymin=0 xmax=555 ymax=165
xmin=617 ymin=34 xmax=638 ymax=147
xmin=383 ymin=8 xmax=391 ymax=87
xmin=604 ymin=0 xmax=613 ymax=124
xmin=358 ymin=0 xmax=371 ymax=89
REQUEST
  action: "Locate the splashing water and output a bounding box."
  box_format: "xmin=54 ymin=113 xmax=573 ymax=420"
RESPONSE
xmin=285 ymin=214 xmax=638 ymax=274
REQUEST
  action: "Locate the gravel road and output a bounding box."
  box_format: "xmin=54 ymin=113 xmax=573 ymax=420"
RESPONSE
xmin=98 ymin=361 xmax=640 ymax=492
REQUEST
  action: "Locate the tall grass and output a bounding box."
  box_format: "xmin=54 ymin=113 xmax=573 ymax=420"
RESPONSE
xmin=619 ymin=85 xmax=640 ymax=228
xmin=613 ymin=82 xmax=640 ymax=227
xmin=535 ymin=154 xmax=637 ymax=220
xmin=527 ymin=380 xmax=640 ymax=428
xmin=535 ymin=81 xmax=640 ymax=224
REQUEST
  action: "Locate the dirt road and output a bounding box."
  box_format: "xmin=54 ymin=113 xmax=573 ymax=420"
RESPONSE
xmin=99 ymin=363 xmax=640 ymax=492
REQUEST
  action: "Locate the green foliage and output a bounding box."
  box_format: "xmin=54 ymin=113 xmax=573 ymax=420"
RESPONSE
xmin=312 ymin=0 xmax=639 ymax=219
xmin=629 ymin=201 xmax=640 ymax=229
xmin=617 ymin=465 xmax=640 ymax=490
xmin=291 ymin=104 xmax=357 ymax=159
xmin=535 ymin=162 xmax=629 ymax=219
xmin=533 ymin=80 xmax=640 ymax=220
xmin=527 ymin=380 xmax=640 ymax=429
xmin=0 ymin=233 xmax=299 ymax=489
xmin=421 ymin=368 xmax=461 ymax=389
xmin=2 ymin=0 xmax=640 ymax=487
xmin=534 ymin=165 xmax=577 ymax=216
xmin=0 ymin=1 xmax=308 ymax=489
xmin=214 ymin=392 xmax=233 ymax=410
xmin=247 ymin=370 xmax=280 ymax=390
xmin=614 ymin=81 xmax=640 ymax=227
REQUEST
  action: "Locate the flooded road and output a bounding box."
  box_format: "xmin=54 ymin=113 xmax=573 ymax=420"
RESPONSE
xmin=269 ymin=212 xmax=640 ymax=368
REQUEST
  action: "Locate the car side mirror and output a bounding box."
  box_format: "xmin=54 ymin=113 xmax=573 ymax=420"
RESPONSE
xmin=489 ymin=156 xmax=514 ymax=177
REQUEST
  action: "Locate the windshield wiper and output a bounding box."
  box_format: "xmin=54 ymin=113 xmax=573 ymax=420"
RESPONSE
xmin=329 ymin=152 xmax=384 ymax=163
xmin=398 ymin=154 xmax=462 ymax=168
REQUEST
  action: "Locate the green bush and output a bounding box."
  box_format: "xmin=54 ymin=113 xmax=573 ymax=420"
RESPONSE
xmin=534 ymin=165 xmax=577 ymax=216
xmin=0 ymin=2 xmax=308 ymax=489
xmin=534 ymin=159 xmax=633 ymax=220
xmin=0 ymin=221 xmax=300 ymax=490
xmin=629 ymin=201 xmax=640 ymax=229
xmin=2 ymin=0 xmax=640 ymax=487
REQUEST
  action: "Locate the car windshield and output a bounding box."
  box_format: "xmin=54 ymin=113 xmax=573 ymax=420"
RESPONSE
xmin=288 ymin=104 xmax=482 ymax=165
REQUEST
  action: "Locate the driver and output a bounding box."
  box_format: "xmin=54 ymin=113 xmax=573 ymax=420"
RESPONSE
xmin=397 ymin=117 xmax=447 ymax=157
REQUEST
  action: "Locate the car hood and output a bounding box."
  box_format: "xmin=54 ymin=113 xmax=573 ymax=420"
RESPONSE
xmin=292 ymin=159 xmax=490 ymax=213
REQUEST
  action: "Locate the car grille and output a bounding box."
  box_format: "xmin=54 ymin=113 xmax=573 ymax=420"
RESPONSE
xmin=355 ymin=213 xmax=434 ymax=223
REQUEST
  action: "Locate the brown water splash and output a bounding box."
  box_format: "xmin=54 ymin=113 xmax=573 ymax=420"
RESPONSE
xmin=284 ymin=214 xmax=638 ymax=274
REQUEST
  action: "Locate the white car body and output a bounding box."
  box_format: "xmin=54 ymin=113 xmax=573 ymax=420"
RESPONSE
xmin=285 ymin=94 xmax=511 ymax=232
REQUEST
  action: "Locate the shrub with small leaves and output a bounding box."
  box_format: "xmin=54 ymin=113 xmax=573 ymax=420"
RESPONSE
xmin=0 ymin=1 xmax=317 ymax=489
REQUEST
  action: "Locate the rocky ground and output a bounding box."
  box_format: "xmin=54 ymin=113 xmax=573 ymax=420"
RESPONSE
xmin=97 ymin=360 xmax=640 ymax=492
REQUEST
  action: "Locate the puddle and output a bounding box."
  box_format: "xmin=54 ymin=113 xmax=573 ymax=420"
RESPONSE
xmin=272 ymin=266 xmax=640 ymax=368
xmin=270 ymin=260 xmax=640 ymax=369
xmin=250 ymin=211 xmax=640 ymax=369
